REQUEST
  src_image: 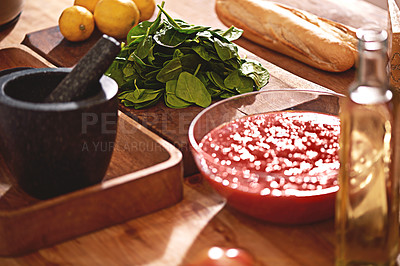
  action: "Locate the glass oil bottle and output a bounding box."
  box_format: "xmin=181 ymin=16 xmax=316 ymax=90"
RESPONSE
xmin=335 ymin=27 xmax=399 ymax=266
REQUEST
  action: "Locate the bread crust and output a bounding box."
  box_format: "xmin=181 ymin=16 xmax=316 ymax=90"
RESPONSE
xmin=215 ymin=0 xmax=357 ymax=72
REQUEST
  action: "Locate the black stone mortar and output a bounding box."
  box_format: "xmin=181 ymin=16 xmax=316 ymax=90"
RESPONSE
xmin=0 ymin=68 xmax=118 ymax=199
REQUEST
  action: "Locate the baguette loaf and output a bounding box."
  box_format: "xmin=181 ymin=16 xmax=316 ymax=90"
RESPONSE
xmin=215 ymin=0 xmax=358 ymax=72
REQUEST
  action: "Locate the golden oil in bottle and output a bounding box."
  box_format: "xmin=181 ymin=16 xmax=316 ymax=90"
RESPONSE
xmin=335 ymin=28 xmax=399 ymax=266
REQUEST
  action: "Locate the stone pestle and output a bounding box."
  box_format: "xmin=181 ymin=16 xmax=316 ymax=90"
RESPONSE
xmin=45 ymin=34 xmax=121 ymax=103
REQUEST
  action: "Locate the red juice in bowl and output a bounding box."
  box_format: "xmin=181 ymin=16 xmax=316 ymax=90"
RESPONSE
xmin=198 ymin=111 xmax=340 ymax=224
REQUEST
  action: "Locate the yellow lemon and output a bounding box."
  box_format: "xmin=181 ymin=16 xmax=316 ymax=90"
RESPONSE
xmin=74 ymin=0 xmax=100 ymax=13
xmin=132 ymin=0 xmax=156 ymax=21
xmin=59 ymin=6 xmax=95 ymax=42
xmin=94 ymin=0 xmax=140 ymax=40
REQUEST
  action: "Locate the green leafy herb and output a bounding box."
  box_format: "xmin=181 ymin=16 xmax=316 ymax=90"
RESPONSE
xmin=176 ymin=71 xmax=211 ymax=108
xmin=156 ymin=57 xmax=182 ymax=83
xmin=165 ymin=80 xmax=192 ymax=108
xmin=105 ymin=1 xmax=269 ymax=109
xmin=218 ymin=26 xmax=244 ymax=41
xmin=224 ymin=70 xmax=254 ymax=94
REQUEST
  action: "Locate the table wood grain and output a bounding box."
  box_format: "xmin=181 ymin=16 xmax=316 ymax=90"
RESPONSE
xmin=0 ymin=0 xmax=389 ymax=265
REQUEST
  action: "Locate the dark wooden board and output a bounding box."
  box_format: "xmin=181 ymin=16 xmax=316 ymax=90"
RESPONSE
xmin=21 ymin=0 xmax=387 ymax=176
xmin=22 ymin=26 xmax=103 ymax=68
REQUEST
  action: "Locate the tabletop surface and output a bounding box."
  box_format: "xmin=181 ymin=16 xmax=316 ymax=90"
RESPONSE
xmin=0 ymin=0 xmax=388 ymax=265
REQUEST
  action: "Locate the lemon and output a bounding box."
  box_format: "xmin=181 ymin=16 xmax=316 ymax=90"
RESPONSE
xmin=132 ymin=0 xmax=156 ymax=21
xmin=74 ymin=0 xmax=100 ymax=13
xmin=94 ymin=0 xmax=140 ymax=40
xmin=59 ymin=6 xmax=95 ymax=42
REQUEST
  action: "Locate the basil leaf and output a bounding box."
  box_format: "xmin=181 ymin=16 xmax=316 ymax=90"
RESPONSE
xmin=214 ymin=38 xmax=238 ymax=61
xmin=224 ymin=70 xmax=254 ymax=94
xmin=220 ymin=91 xmax=237 ymax=99
xmin=192 ymin=45 xmax=212 ymax=61
xmin=196 ymin=31 xmax=213 ymax=40
xmin=134 ymin=97 xmax=161 ymax=108
xmin=157 ymin=4 xmax=182 ymax=29
xmin=118 ymin=90 xmax=132 ymax=99
xmin=147 ymin=44 xmax=156 ymax=65
xmin=213 ymin=26 xmax=243 ymax=42
xmin=127 ymin=0 xmax=164 ymax=43
xmin=196 ymin=71 xmax=210 ymax=88
xmin=148 ymin=2 xmax=164 ymax=34
xmin=105 ymin=62 xmax=126 ymax=87
xmin=207 ymin=71 xmax=232 ymax=92
xmin=122 ymin=63 xmax=136 ymax=77
xmin=180 ymin=54 xmax=204 ymax=73
xmin=144 ymin=69 xmax=159 ymax=80
xmin=165 ymin=80 xmax=192 ymax=108
xmin=173 ymin=48 xmax=185 ymax=58
xmin=175 ymin=72 xmax=211 ymax=107
xmin=207 ymin=86 xmax=223 ymax=98
xmin=134 ymin=34 xmax=153 ymax=59
xmin=120 ymin=99 xmax=135 ymax=107
xmin=127 ymin=21 xmax=153 ymax=44
xmin=174 ymin=19 xmax=211 ymax=34
xmin=240 ymin=60 xmax=270 ymax=89
xmin=128 ymin=52 xmax=154 ymax=68
xmin=156 ymin=57 xmax=182 ymax=83
xmin=131 ymin=92 xmax=163 ymax=109
xmin=136 ymin=78 xmax=163 ymax=89
xmin=153 ymin=25 xmax=188 ymax=48
xmin=123 ymin=88 xmax=163 ymax=104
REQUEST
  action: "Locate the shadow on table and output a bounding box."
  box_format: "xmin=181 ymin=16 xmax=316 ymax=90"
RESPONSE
xmin=182 ymin=177 xmax=336 ymax=266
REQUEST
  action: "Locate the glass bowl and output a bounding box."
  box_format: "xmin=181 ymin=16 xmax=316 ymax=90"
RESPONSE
xmin=189 ymin=89 xmax=343 ymax=224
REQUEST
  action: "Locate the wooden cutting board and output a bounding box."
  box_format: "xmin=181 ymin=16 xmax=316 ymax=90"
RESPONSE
xmin=21 ymin=0 xmax=387 ymax=176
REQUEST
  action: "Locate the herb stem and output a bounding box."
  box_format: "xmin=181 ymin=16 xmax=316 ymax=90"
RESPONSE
xmin=194 ymin=64 xmax=201 ymax=77
xmin=156 ymin=1 xmax=166 ymax=17
xmin=157 ymin=4 xmax=182 ymax=30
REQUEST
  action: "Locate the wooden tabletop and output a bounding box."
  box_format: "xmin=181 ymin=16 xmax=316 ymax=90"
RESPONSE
xmin=0 ymin=0 xmax=388 ymax=265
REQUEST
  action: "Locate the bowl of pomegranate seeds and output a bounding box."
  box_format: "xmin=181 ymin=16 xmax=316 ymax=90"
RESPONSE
xmin=189 ymin=89 xmax=343 ymax=224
